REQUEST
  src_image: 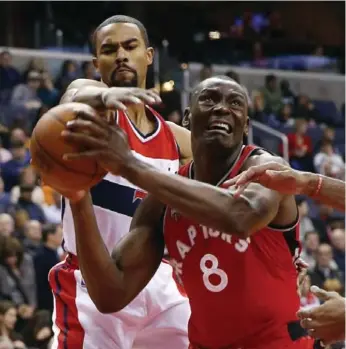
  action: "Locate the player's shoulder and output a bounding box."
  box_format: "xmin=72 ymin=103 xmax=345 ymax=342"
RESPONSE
xmin=166 ymin=122 xmax=192 ymax=164
xmin=244 ymin=147 xmax=288 ymax=171
xmin=66 ymin=78 xmax=107 ymax=91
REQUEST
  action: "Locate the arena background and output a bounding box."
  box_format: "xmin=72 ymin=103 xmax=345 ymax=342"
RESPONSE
xmin=0 ymin=1 xmax=345 ymax=348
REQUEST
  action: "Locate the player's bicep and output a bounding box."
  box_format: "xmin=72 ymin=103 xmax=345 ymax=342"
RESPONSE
xmin=167 ymin=122 xmax=192 ymax=164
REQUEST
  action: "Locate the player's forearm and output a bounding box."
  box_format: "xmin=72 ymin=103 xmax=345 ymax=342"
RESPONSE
xmin=60 ymin=86 xmax=108 ymax=108
xmin=123 ymin=160 xmax=263 ymax=237
xmin=70 ymin=195 xmax=128 ymax=312
xmin=302 ymin=173 xmax=345 ymax=211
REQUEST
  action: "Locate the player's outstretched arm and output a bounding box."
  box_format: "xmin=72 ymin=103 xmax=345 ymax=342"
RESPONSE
xmin=69 ymin=193 xmax=165 ymax=313
xmin=60 ymin=79 xmax=161 ymax=110
xmin=61 ymin=113 xmax=293 ymax=238
xmin=224 ymin=162 xmax=345 ymax=212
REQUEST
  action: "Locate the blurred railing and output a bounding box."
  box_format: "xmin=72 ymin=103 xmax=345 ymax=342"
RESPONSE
xmin=248 ymin=120 xmax=289 ymax=162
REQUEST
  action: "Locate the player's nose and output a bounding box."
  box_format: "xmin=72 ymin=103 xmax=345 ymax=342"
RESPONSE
xmin=212 ymin=103 xmax=231 ymax=116
xmin=115 ymin=48 xmax=129 ymax=63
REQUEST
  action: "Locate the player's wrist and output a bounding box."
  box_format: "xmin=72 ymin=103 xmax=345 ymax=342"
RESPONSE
xmin=300 ymin=172 xmax=321 ymax=197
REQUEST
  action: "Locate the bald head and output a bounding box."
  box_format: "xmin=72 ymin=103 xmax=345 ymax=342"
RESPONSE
xmin=0 ymin=214 xmax=14 ymax=237
xmin=24 ymin=220 xmax=42 ymax=242
xmin=330 ymin=229 xmax=345 ymax=251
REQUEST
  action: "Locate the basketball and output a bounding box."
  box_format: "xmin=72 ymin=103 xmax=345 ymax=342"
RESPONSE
xmin=30 ymin=103 xmax=107 ymax=193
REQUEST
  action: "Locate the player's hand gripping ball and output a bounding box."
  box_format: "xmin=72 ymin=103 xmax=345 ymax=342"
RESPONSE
xmin=30 ymin=103 xmax=107 ymax=193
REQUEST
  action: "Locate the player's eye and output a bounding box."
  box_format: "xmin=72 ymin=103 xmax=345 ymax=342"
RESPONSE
xmin=200 ymin=95 xmax=214 ymax=103
xmin=231 ymin=100 xmax=242 ymax=107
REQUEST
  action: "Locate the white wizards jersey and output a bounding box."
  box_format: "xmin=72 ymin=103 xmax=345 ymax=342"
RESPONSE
xmin=61 ymin=106 xmax=180 ymax=255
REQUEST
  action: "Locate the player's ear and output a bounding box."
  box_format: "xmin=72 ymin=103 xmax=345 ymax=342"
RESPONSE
xmin=244 ymin=116 xmax=249 ymax=137
xmin=182 ymin=107 xmax=191 ymax=130
xmin=146 ymin=47 xmax=154 ymax=66
xmin=92 ymin=57 xmax=99 ymax=71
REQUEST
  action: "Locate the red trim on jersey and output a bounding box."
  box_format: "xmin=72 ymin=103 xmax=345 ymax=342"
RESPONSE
xmin=117 ymin=108 xmax=179 ymax=161
xmin=49 ymin=259 xmax=85 ymax=349
xmin=228 ymin=144 xmax=258 ymax=178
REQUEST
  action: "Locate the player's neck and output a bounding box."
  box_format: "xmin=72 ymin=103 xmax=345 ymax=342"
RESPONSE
xmin=127 ymin=104 xmax=156 ymax=134
xmin=193 ymin=143 xmax=243 ymax=185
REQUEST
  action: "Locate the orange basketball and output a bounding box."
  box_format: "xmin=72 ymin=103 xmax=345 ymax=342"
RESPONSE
xmin=30 ymin=103 xmax=107 ymax=193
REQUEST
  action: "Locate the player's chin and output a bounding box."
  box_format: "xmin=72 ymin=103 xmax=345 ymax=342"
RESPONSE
xmin=204 ymin=130 xmax=234 ymax=145
xmin=111 ymin=77 xmax=137 ymax=88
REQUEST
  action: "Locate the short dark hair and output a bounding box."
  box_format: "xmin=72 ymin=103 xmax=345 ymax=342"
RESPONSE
xmin=91 ymin=15 xmax=149 ymax=55
xmin=42 ymin=224 xmax=57 ymax=243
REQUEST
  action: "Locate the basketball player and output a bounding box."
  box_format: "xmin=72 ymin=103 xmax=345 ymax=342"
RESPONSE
xmin=224 ymin=161 xmax=345 ymax=212
xmin=60 ymin=76 xmax=319 ymax=349
xmin=49 ymin=15 xmax=191 ymax=349
xmin=224 ymin=162 xmax=346 ymax=344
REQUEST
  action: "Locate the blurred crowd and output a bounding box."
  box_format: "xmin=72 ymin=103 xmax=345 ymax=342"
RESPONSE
xmin=0 ymin=50 xmax=345 ymax=349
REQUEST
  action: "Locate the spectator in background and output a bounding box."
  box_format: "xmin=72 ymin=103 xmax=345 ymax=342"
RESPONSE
xmin=0 ymin=300 xmax=26 ymax=349
xmin=0 ymin=215 xmax=15 ymax=238
xmin=0 ymin=237 xmax=37 ymax=311
xmin=81 ymin=61 xmax=97 ymax=80
xmin=261 ymin=74 xmax=282 ymax=114
xmin=37 ymin=72 xmax=59 ymax=108
xmin=277 ymin=103 xmax=294 ymax=126
xmin=1 ymin=141 xmax=31 ymax=192
xmin=21 ymin=58 xmax=47 ymax=83
xmin=309 ymin=243 xmax=344 ymax=295
xmin=21 ymin=309 xmax=52 ymax=349
xmin=314 ymin=126 xmax=336 ymax=153
xmin=329 ymin=229 xmax=345 ymax=273
xmin=13 ymin=211 xmax=29 ymax=242
xmin=297 ymin=197 xmax=316 ymax=240
xmin=287 ymin=118 xmax=314 ymax=172
xmin=199 ymin=64 xmax=213 ymax=82
xmin=34 ymin=224 xmax=62 ymax=313
xmin=0 ymin=138 xmax=12 ymax=164
xmin=9 ymin=129 xmax=30 ymax=153
xmin=314 ymin=142 xmax=345 ymax=180
xmin=0 ymin=51 xmax=21 ymax=104
xmin=22 ymin=221 xmax=42 ymax=256
xmin=300 ymin=274 xmax=320 ymax=310
xmin=225 ymin=70 xmax=240 ymax=83
xmin=55 ymin=60 xmax=78 ymax=95
xmin=10 ymin=71 xmax=42 ymax=111
xmin=11 ymin=167 xmax=44 ymax=207
xmin=280 ymin=80 xmax=295 ymax=105
xmin=294 ymin=94 xmax=321 ymax=125
xmin=42 ymin=191 xmax=61 ymax=224
xmin=13 ymin=186 xmax=45 ymax=224
xmin=249 ymin=91 xmax=267 ymax=123
xmin=0 ymin=178 xmax=12 ymax=215
xmin=301 ymin=231 xmax=320 ymax=270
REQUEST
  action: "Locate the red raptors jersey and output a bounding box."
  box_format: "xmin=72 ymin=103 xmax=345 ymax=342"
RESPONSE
xmin=164 ymin=145 xmax=302 ymax=349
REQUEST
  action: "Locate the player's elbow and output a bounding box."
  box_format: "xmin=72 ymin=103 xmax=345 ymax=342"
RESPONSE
xmin=94 ymin=296 xmax=129 ymax=314
xmin=225 ymin=196 xmax=273 ymax=239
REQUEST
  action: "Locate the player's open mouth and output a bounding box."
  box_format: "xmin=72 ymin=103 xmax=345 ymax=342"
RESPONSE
xmin=207 ymin=121 xmax=233 ymax=134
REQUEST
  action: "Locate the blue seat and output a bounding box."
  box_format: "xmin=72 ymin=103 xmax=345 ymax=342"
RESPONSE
xmin=313 ymin=100 xmax=341 ymax=125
